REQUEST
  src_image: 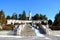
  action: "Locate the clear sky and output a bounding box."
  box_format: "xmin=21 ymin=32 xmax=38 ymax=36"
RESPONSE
xmin=0 ymin=0 xmax=60 ymax=21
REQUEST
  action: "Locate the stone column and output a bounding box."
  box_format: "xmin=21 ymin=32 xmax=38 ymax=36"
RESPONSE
xmin=29 ymin=11 xmax=32 ymax=20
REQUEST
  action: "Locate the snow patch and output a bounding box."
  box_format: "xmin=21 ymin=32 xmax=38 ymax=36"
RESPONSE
xmin=54 ymin=35 xmax=60 ymax=36
xmin=0 ymin=35 xmax=22 ymax=38
xmin=45 ymin=37 xmax=51 ymax=39
xmin=35 ymin=28 xmax=45 ymax=37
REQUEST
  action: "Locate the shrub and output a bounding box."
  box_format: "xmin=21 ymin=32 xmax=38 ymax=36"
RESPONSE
xmin=51 ymin=26 xmax=60 ymax=30
xmin=36 ymin=23 xmax=42 ymax=28
xmin=2 ymin=24 xmax=15 ymax=30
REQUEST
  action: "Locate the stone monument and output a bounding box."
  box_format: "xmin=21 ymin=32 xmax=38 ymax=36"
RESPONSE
xmin=29 ymin=11 xmax=32 ymax=20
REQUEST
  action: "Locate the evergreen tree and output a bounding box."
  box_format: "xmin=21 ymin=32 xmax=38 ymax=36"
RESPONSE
xmin=11 ymin=13 xmax=17 ymax=20
xmin=52 ymin=11 xmax=60 ymax=30
xmin=0 ymin=10 xmax=6 ymax=25
xmin=48 ymin=19 xmax=52 ymax=25
xmin=40 ymin=14 xmax=47 ymax=20
xmin=19 ymin=14 xmax=21 ymax=20
xmin=33 ymin=13 xmax=47 ymax=20
xmin=21 ymin=11 xmax=26 ymax=20
xmin=6 ymin=15 xmax=11 ymax=19
xmin=53 ymin=11 xmax=60 ymax=26
xmin=34 ymin=13 xmax=40 ymax=20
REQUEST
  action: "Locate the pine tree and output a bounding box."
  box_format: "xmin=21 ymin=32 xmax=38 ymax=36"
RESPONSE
xmin=21 ymin=11 xmax=26 ymax=20
xmin=0 ymin=10 xmax=6 ymax=25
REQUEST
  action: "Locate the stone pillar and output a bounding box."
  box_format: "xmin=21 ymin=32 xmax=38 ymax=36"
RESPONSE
xmin=29 ymin=11 xmax=32 ymax=20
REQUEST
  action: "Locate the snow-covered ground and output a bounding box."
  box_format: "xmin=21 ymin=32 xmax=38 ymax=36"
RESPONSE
xmin=0 ymin=25 xmax=60 ymax=40
xmin=0 ymin=31 xmax=14 ymax=35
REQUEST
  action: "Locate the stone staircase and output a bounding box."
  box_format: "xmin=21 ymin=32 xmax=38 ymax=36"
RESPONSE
xmin=17 ymin=24 xmax=36 ymax=36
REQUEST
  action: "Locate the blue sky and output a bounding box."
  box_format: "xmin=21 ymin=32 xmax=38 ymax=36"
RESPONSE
xmin=0 ymin=0 xmax=60 ymax=21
